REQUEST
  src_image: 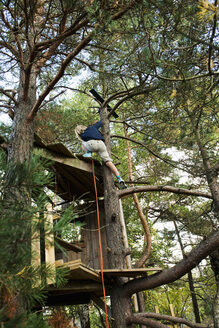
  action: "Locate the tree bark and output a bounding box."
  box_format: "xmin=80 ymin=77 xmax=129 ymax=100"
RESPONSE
xmin=100 ymin=107 xmax=132 ymax=327
xmin=79 ymin=304 xmax=90 ymax=328
xmin=118 ymin=185 xmax=212 ymax=200
xmin=8 ymin=66 xmax=36 ymax=162
xmin=129 ymin=312 xmax=209 ymax=328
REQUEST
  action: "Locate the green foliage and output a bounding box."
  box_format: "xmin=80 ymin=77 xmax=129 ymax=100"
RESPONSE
xmin=0 ymin=312 xmax=50 ymax=328
xmin=54 ymin=205 xmax=85 ymax=244
xmin=0 ymin=152 xmax=70 ymax=325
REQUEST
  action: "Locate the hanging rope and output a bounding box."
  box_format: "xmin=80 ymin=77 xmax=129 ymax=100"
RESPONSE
xmin=91 ymin=160 xmax=109 ymax=328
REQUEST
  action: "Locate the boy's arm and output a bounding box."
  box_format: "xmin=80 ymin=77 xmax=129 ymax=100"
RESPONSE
xmin=93 ymin=121 xmax=102 ymax=129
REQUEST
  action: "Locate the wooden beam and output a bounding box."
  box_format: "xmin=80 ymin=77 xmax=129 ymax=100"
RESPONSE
xmin=31 ymin=214 xmax=41 ymax=287
xmin=45 ymin=203 xmax=56 ymax=285
xmin=155 ymin=306 xmax=159 ymax=313
xmin=169 ymin=304 xmax=178 ymax=328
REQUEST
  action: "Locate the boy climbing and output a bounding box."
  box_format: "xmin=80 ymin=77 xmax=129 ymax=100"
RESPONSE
xmin=75 ymin=121 xmax=127 ymax=189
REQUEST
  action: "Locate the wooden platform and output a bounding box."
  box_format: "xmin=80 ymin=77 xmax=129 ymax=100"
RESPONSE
xmin=56 ymin=259 xmax=162 ymax=280
xmin=97 ymin=267 xmax=163 ymax=278
xmin=45 ymin=260 xmax=162 ymax=306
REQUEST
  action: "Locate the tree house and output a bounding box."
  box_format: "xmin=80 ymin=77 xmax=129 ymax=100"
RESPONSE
xmin=32 ymin=135 xmax=162 ymax=307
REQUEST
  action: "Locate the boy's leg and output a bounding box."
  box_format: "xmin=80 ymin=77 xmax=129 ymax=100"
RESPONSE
xmin=105 ymin=161 xmax=127 ymax=189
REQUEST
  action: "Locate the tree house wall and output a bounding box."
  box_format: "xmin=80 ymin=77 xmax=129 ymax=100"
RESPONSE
xmin=56 ymin=200 xmax=109 ymax=270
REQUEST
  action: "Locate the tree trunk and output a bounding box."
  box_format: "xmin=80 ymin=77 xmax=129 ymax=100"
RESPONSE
xmin=187 ymin=271 xmax=201 ymax=323
xmin=4 ymin=62 xmax=37 ymax=316
xmin=137 ymin=292 xmax=147 ymax=328
xmin=100 ymin=108 xmax=132 ymax=327
xmin=8 ymin=65 xmax=36 ymax=162
xmin=79 ymin=304 xmax=90 ymax=328
xmin=110 ymin=283 xmax=134 ymax=328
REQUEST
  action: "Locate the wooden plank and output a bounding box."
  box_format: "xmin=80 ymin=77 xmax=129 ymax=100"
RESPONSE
xmin=45 ymin=203 xmax=56 ymax=285
xmin=169 ymin=304 xmax=178 ymax=328
xmin=55 ymin=236 xmax=82 ymax=252
xmin=55 ymin=259 xmax=64 ymax=267
xmin=97 ymin=267 xmax=162 ymax=277
xmin=31 ymin=215 xmax=41 ymax=287
xmin=155 ymin=306 xmax=159 ymax=313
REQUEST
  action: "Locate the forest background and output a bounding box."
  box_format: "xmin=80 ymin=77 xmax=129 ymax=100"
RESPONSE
xmin=0 ymin=0 xmax=218 ymax=327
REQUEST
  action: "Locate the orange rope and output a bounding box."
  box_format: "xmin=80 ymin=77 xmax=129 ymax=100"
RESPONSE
xmin=92 ymin=160 xmax=110 ymax=328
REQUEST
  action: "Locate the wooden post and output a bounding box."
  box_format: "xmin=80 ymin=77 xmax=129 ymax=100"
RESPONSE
xmin=45 ymin=203 xmax=56 ymax=285
xmin=31 ymin=214 xmax=41 ymax=287
xmin=155 ymin=306 xmax=159 ymax=313
xmin=169 ymin=304 xmax=177 ymax=328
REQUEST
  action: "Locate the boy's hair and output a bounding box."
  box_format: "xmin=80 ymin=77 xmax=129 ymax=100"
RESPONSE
xmin=75 ymin=125 xmax=87 ymax=140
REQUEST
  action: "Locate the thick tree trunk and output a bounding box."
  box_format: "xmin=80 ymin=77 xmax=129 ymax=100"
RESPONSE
xmin=8 ymin=68 xmax=36 ymax=162
xmin=188 ymin=271 xmax=201 ymax=323
xmin=4 ymin=65 xmax=37 ymax=316
xmin=100 ymin=108 xmax=132 ymax=327
xmin=79 ymin=304 xmax=90 ymax=328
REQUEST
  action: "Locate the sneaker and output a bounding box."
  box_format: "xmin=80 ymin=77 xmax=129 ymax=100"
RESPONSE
xmin=119 ymin=180 xmax=127 ymax=189
xmin=117 ymin=176 xmax=124 ymax=183
xmin=83 ymin=151 xmax=92 ymax=158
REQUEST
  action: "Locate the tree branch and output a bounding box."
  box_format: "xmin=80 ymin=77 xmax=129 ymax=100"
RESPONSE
xmin=111 ymin=134 xmax=177 ymax=168
xmin=123 ymin=229 xmax=219 ymax=297
xmin=118 ymin=185 xmax=212 ymax=200
xmin=112 ymin=0 xmax=143 ymax=20
xmin=0 ymin=89 xmax=18 ymax=106
xmin=156 ymin=71 xmax=219 ymax=82
xmin=107 ymin=85 xmax=159 ymax=118
xmin=27 ymin=33 xmax=93 ymax=121
xmin=126 ymin=315 xmax=169 ymax=328
xmin=132 ymin=312 xmax=210 ymax=328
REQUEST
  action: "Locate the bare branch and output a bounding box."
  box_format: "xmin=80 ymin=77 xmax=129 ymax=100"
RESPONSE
xmin=107 ymin=85 xmax=158 ymax=118
xmin=118 ymin=185 xmax=212 ymax=199
xmin=27 ymin=33 xmax=93 ymax=121
xmin=111 ymin=134 xmax=177 ymax=168
xmin=0 ymin=89 xmax=18 ymax=106
xmin=126 ymin=315 xmax=169 ymax=328
xmin=132 ymin=312 xmax=210 ymax=328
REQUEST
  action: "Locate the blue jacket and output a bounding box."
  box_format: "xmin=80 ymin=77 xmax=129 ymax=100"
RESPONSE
xmin=81 ymin=121 xmax=105 ymax=141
